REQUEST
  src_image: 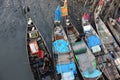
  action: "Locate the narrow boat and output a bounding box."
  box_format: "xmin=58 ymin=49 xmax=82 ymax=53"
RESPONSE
xmin=107 ymin=18 xmax=120 ymax=46
xmin=65 ymin=17 xmax=102 ymax=80
xmin=82 ymin=14 xmax=102 ymax=54
xmin=94 ymin=15 xmax=120 ymax=80
xmin=52 ymin=5 xmax=79 ymax=80
xmin=52 ymin=21 xmax=80 ymax=80
xmin=81 ymin=14 xmax=112 ymax=80
xmin=26 ymin=18 xmax=53 ymax=80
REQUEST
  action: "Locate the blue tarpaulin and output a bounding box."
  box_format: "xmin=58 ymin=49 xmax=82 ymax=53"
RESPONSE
xmin=87 ymin=35 xmax=101 ymax=48
xmin=55 ymin=5 xmax=61 ymax=21
xmin=82 ymin=69 xmax=102 ymax=78
xmin=53 ymin=39 xmax=70 ymax=53
xmin=56 ymin=62 xmax=77 ymax=74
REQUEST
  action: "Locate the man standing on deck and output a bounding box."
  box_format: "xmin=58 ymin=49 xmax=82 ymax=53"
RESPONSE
xmin=97 ymin=0 xmax=104 ymax=12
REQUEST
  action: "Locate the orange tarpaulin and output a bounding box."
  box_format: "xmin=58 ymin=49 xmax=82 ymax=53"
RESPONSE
xmin=61 ymin=0 xmax=68 ymax=16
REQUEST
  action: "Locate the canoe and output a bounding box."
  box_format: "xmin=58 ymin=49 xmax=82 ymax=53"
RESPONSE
xmin=65 ymin=17 xmax=102 ymax=80
xmin=26 ymin=18 xmax=53 ymax=80
xmin=52 ymin=21 xmax=79 ymax=80
xmin=82 ymin=16 xmax=102 ymax=54
xmin=94 ymin=15 xmax=120 ymax=80
xmin=107 ymin=18 xmax=120 ymax=46
xmin=81 ymin=16 xmax=112 ymax=80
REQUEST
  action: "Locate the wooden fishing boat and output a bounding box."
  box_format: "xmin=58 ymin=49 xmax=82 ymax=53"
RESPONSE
xmin=81 ymin=16 xmax=112 ymax=80
xmin=52 ymin=21 xmax=80 ymax=80
xmin=94 ymin=15 xmax=120 ymax=80
xmin=107 ymin=18 xmax=120 ymax=46
xmin=82 ymin=16 xmax=102 ymax=54
xmin=52 ymin=4 xmax=80 ymax=80
xmin=82 ymin=13 xmax=120 ymax=79
xmin=65 ymin=17 xmax=103 ymax=80
xmin=26 ymin=18 xmax=53 ymax=80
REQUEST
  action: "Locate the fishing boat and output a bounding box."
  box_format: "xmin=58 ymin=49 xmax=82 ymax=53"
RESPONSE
xmin=52 ymin=21 xmax=80 ymax=80
xmin=107 ymin=18 xmax=120 ymax=46
xmin=82 ymin=13 xmax=120 ymax=79
xmin=52 ymin=5 xmax=79 ymax=80
xmin=26 ymin=17 xmax=53 ymax=80
xmin=65 ymin=17 xmax=102 ymax=80
xmin=94 ymin=15 xmax=120 ymax=80
xmin=82 ymin=14 xmax=102 ymax=54
xmin=81 ymin=14 xmax=112 ymax=80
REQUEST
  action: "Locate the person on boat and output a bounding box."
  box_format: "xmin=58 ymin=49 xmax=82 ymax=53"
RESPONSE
xmin=66 ymin=18 xmax=70 ymax=26
xmin=97 ymin=0 xmax=104 ymax=13
xmin=106 ymin=55 xmax=111 ymax=64
xmin=41 ymin=55 xmax=51 ymax=74
xmin=83 ymin=13 xmax=90 ymax=20
xmin=98 ymin=0 xmax=104 ymax=6
xmin=117 ymin=17 xmax=120 ymax=23
xmin=54 ymin=21 xmax=60 ymax=27
xmin=96 ymin=17 xmax=100 ymax=23
xmin=111 ymin=19 xmax=116 ymax=26
xmin=109 ymin=51 xmax=116 ymax=60
xmin=77 ymin=33 xmax=86 ymax=41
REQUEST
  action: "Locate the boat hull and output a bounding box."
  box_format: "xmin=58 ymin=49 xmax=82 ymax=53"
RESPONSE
xmin=26 ymin=18 xmax=53 ymax=80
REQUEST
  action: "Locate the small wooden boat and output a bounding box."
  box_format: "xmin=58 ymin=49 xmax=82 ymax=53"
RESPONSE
xmin=107 ymin=18 xmax=120 ymax=46
xmin=94 ymin=15 xmax=120 ymax=80
xmin=52 ymin=5 xmax=80 ymax=80
xmin=81 ymin=16 xmax=112 ymax=80
xmin=52 ymin=21 xmax=79 ymax=80
xmin=65 ymin=17 xmax=102 ymax=80
xmin=26 ymin=18 xmax=53 ymax=80
xmin=82 ymin=13 xmax=120 ymax=79
xmin=82 ymin=16 xmax=102 ymax=54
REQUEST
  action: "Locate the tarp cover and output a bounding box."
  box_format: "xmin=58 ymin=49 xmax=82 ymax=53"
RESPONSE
xmin=56 ymin=62 xmax=77 ymax=74
xmin=55 ymin=5 xmax=61 ymax=22
xmin=91 ymin=45 xmax=101 ymax=53
xmin=77 ymin=51 xmax=96 ymax=72
xmin=82 ymin=69 xmax=102 ymax=78
xmin=53 ymin=39 xmax=70 ymax=53
xmin=83 ymin=25 xmax=91 ymax=32
xmin=60 ymin=0 xmax=68 ymax=16
xmin=87 ymin=35 xmax=101 ymax=48
xmin=62 ymin=71 xmax=75 ymax=80
xmin=29 ymin=40 xmax=39 ymax=54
